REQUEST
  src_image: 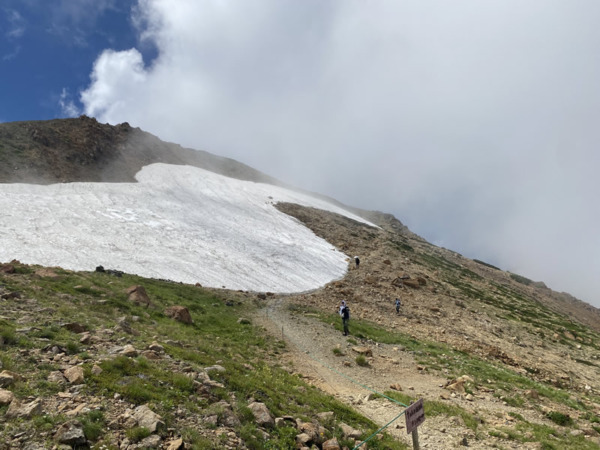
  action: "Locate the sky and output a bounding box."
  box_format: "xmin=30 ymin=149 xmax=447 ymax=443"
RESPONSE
xmin=0 ymin=163 xmax=373 ymax=292
xmin=1 ymin=1 xmax=600 ymax=305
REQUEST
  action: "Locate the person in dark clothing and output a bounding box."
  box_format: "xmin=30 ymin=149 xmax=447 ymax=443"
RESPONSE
xmin=354 ymin=256 xmax=360 ymax=269
xmin=339 ymin=300 xmax=350 ymax=336
xmin=395 ymin=298 xmax=402 ymax=315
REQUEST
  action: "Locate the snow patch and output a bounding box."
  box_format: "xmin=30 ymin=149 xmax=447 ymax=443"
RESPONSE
xmin=0 ymin=164 xmax=375 ymax=292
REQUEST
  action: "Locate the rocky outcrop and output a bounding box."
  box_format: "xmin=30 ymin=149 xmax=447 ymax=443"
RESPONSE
xmin=164 ymin=306 xmax=193 ymax=324
xmin=126 ymin=285 xmax=152 ymax=307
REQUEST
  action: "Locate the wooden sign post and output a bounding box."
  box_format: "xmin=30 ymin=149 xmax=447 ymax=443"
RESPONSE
xmin=405 ymin=398 xmax=425 ymax=450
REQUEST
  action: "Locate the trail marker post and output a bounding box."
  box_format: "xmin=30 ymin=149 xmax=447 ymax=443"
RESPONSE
xmin=405 ymin=398 xmax=425 ymax=450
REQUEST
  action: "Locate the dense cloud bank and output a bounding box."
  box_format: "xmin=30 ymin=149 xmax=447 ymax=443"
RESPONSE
xmin=77 ymin=1 xmax=600 ymax=305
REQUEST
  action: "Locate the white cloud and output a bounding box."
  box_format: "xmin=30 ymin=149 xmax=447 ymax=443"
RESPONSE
xmin=4 ymin=9 xmax=25 ymax=38
xmin=59 ymin=88 xmax=81 ymax=117
xmin=80 ymin=0 xmax=600 ymax=306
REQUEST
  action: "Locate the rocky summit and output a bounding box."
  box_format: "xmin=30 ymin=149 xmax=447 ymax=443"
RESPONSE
xmin=1 ymin=118 xmax=600 ymax=449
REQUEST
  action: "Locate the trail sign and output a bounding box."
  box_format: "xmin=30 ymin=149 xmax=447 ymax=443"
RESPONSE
xmin=405 ymin=398 xmax=425 ymax=434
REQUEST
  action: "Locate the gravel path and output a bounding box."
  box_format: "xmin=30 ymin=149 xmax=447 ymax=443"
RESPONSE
xmin=254 ymin=296 xmax=499 ymax=449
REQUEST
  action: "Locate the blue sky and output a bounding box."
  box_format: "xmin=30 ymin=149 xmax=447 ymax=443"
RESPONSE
xmin=2 ymin=1 xmax=600 ymax=307
xmin=0 ymin=0 xmax=147 ymax=121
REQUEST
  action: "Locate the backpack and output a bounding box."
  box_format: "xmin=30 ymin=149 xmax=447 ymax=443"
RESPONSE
xmin=342 ymin=306 xmax=350 ymax=320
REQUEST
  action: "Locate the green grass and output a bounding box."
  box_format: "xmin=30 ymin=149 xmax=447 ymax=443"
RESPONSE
xmin=546 ymin=411 xmax=573 ymax=427
xmin=0 ymin=266 xmax=410 ymax=448
xmin=383 ymin=391 xmax=479 ymax=431
xmin=355 ymin=355 xmax=369 ymax=366
xmin=126 ymin=426 xmax=151 ymax=443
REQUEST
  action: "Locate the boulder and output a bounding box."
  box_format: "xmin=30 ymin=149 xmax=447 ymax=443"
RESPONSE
xmin=351 ymin=347 xmax=373 ymax=357
xmin=148 ymin=342 xmax=164 ymax=353
xmin=295 ymin=433 xmax=311 ymax=446
xmin=164 ymin=306 xmax=193 ymax=324
xmin=0 ymin=264 xmax=15 ymax=274
xmin=248 ymin=402 xmax=274 ymax=427
xmin=126 ymin=285 xmax=151 ymax=307
xmin=323 ymin=438 xmax=341 ymax=450
xmin=340 ymin=423 xmax=362 ymax=440
xmin=79 ymin=332 xmax=92 ymax=344
xmin=403 ymin=279 xmax=421 ymax=289
xmin=116 ymin=316 xmax=139 ymax=335
xmin=0 ymin=370 xmax=16 ymax=387
xmin=166 ymin=439 xmax=184 ymax=450
xmin=132 ymin=404 xmax=165 ymax=433
xmin=48 ymin=371 xmax=67 ymax=385
xmin=121 ymin=344 xmax=138 ymax=357
xmin=55 ymin=421 xmax=87 ymax=446
xmin=64 ymin=366 xmax=85 ymax=384
xmin=6 ymin=399 xmax=42 ymax=418
xmin=137 ymin=434 xmax=162 ymax=448
xmin=0 ymin=388 xmax=14 ymax=405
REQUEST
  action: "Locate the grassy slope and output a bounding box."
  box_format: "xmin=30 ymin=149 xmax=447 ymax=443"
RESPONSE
xmin=0 ymin=263 xmax=404 ymax=449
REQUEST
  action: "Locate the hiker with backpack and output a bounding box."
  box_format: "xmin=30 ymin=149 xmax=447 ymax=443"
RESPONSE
xmin=339 ymin=300 xmax=350 ymax=336
xmin=395 ymin=298 xmax=402 ymax=315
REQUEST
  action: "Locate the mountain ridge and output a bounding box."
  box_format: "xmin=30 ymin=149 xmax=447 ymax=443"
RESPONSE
xmin=2 ymin=117 xmax=600 ymax=448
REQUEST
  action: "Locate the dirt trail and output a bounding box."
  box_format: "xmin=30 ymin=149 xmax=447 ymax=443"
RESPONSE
xmin=254 ymin=297 xmax=513 ymax=449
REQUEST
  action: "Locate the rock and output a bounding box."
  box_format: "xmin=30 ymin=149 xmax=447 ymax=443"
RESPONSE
xmin=55 ymin=421 xmax=87 ymax=446
xmin=316 ymin=411 xmax=334 ymax=422
xmin=132 ymin=404 xmax=165 ymax=433
xmin=340 ymin=423 xmax=362 ymax=439
xmin=64 ymin=366 xmax=85 ymax=384
xmin=79 ymin=332 xmax=91 ymax=344
xmin=403 ymin=279 xmax=421 ymax=289
xmin=296 ymin=433 xmax=312 ymax=446
xmin=351 ymin=347 xmax=373 ymax=357
xmin=141 ymin=350 xmax=161 ymax=360
xmin=126 ymin=285 xmax=152 ymax=307
xmin=6 ymin=399 xmax=42 ymax=418
xmin=164 ymin=306 xmax=193 ymax=324
xmin=322 ymin=437 xmax=341 ymax=450
xmin=35 ymin=268 xmax=59 ymax=279
xmin=166 ymin=438 xmax=184 ymax=450
xmin=0 ymin=370 xmax=16 ymax=387
xmin=390 ymin=383 xmax=403 ymax=391
xmin=65 ymin=403 xmax=88 ymax=417
xmin=0 ymin=388 xmax=15 ymax=405
xmin=564 ymin=331 xmax=575 ymax=340
xmin=0 ymin=264 xmax=15 ymax=274
xmin=116 ymin=316 xmax=139 ymax=335
xmin=91 ymin=364 xmax=103 ymax=375
xmin=525 ymin=389 xmax=539 ymax=399
xmin=48 ymin=371 xmax=67 ymax=385
xmin=205 ymin=365 xmax=226 ymax=373
xmin=148 ymin=342 xmax=164 ymax=353
xmin=121 ymin=344 xmax=138 ymax=357
xmin=298 ymin=422 xmax=321 ymax=443
xmin=137 ymin=434 xmax=162 ymax=448
xmin=248 ymin=402 xmax=274 ymax=427
xmin=237 ymin=317 xmax=251 ymax=325
xmin=61 ymin=322 xmax=86 ymax=334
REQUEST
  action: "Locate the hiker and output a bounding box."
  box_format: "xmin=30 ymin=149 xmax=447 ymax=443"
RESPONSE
xmin=339 ymin=300 xmax=350 ymax=336
xmin=395 ymin=298 xmax=402 ymax=315
xmin=354 ymin=256 xmax=360 ymax=269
